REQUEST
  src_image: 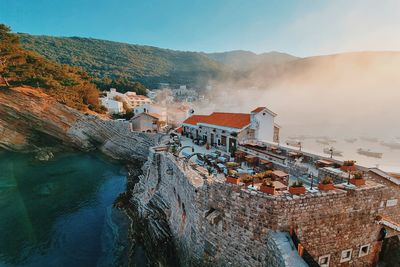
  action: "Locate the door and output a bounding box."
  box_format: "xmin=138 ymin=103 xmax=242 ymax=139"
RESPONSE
xmin=211 ymin=133 xmax=214 ymax=146
xmin=229 ymin=138 xmax=237 ymax=153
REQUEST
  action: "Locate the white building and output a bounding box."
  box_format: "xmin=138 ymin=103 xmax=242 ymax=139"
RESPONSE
xmin=100 ymin=97 xmax=124 ymax=114
xmin=124 ymin=91 xmax=151 ymax=107
xmin=249 ymin=107 xmax=279 ymax=143
xmin=146 ymin=89 xmax=158 ymax=100
xmin=133 ymin=104 xmax=167 ymax=122
xmin=106 ymin=88 xmax=125 ymax=100
xmin=171 ymin=85 xmax=198 ymax=102
xmin=130 ymin=112 xmax=166 ymax=132
xmin=103 ymin=88 xmax=151 ymax=109
xmin=181 ymin=107 xmax=279 ymax=153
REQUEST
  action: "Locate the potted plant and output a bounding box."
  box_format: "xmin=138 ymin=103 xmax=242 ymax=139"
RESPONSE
xmin=318 ymin=176 xmax=335 ymax=191
xmin=241 ymin=176 xmax=254 ymax=186
xmin=289 ymin=181 xmax=306 ymax=195
xmin=350 ymin=171 xmax=366 ymax=186
xmin=260 ymin=180 xmax=275 ymax=195
xmin=341 ymin=160 xmax=357 ymax=172
xmin=226 ymin=170 xmax=240 ymax=185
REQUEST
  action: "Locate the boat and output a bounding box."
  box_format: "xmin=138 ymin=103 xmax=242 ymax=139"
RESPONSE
xmin=323 ymin=147 xmax=343 ymax=157
xmin=320 ymin=136 xmax=336 ymax=143
xmin=357 ymin=148 xmax=383 ymax=158
xmin=360 ymin=137 xmax=379 ymax=143
xmin=288 ymin=135 xmax=306 ymax=141
xmin=344 ymin=138 xmax=357 ymax=143
xmin=316 ymin=139 xmax=331 ymax=145
xmin=286 ymin=140 xmax=301 ymax=148
xmin=381 ymin=141 xmax=400 ymax=150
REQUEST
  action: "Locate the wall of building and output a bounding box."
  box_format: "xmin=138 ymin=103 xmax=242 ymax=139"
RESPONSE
xmin=131 ymin=115 xmax=158 ymax=132
xmin=367 ymin=170 xmax=400 ymax=237
xmin=131 ymin=149 xmax=396 ymax=266
xmin=182 ymin=124 xmax=252 ymax=153
xmin=252 ymin=111 xmax=275 ymax=142
xmin=100 ymin=97 xmax=123 ymax=114
xmin=133 ymin=104 xmax=167 ymax=121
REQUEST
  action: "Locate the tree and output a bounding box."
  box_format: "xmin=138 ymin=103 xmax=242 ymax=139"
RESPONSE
xmin=0 ymin=23 xmax=102 ymax=111
xmin=0 ymin=24 xmax=18 ymax=87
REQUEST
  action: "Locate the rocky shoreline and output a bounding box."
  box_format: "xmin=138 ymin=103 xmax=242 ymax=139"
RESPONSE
xmin=0 ymin=86 xmax=160 ymax=161
xmin=121 ymin=162 xmax=180 ymax=267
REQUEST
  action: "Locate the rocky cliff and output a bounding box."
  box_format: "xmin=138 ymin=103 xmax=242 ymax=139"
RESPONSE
xmin=0 ymin=86 xmax=160 ymax=161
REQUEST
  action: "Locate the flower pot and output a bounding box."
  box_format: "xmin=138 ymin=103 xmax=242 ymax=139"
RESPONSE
xmin=226 ymin=176 xmax=240 ymax=185
xmin=243 ymin=181 xmax=253 ymax=187
xmin=318 ymin=183 xmax=335 ymax=191
xmin=260 ymin=185 xmax=275 ymax=195
xmin=350 ymin=178 xmax=366 ymax=186
xmin=340 ymin=165 xmax=357 ymax=172
xmin=289 ymin=186 xmax=306 ymax=195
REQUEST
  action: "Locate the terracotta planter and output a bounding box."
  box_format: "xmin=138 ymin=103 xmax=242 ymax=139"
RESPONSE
xmin=226 ymin=176 xmax=240 ymax=185
xmin=318 ymin=183 xmax=335 ymax=191
xmin=260 ymin=185 xmax=275 ymax=195
xmin=341 ymin=165 xmax=357 ymax=172
xmin=243 ymin=181 xmax=253 ymax=187
xmin=350 ymin=178 xmax=366 ymax=186
xmin=289 ymin=186 xmax=306 ymax=195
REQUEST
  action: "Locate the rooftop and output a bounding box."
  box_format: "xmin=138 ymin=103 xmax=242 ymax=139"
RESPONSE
xmin=183 ymin=112 xmax=250 ymax=129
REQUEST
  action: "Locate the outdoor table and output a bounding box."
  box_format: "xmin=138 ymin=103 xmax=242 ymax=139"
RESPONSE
xmin=217 ymin=163 xmax=225 ymax=169
xmin=236 ymin=168 xmax=246 ymax=173
xmin=246 ymin=169 xmax=255 ymax=174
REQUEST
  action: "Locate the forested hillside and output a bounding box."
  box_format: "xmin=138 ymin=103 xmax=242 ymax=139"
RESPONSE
xmin=0 ymin=24 xmax=104 ymax=112
xmin=19 ymin=34 xmax=229 ymax=88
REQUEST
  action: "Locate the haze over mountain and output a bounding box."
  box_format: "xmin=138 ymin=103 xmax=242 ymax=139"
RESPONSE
xmin=205 ymin=50 xmax=298 ymax=71
xmin=19 ymin=33 xmax=302 ymax=88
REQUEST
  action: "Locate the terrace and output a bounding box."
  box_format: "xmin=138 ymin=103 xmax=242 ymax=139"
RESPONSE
xmin=164 ymin=135 xmax=372 ymax=197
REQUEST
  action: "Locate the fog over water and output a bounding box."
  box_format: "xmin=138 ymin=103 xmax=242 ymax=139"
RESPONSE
xmin=195 ymin=52 xmax=400 ymax=170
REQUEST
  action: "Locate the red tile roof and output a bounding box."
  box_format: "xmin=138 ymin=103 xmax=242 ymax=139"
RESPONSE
xmin=251 ymin=107 xmax=265 ymax=113
xmin=183 ymin=112 xmax=250 ymax=129
xmin=182 ymin=115 xmax=209 ymax=126
xmin=176 ymin=126 xmax=183 ymax=133
xmin=147 ymin=112 xmax=161 ymax=119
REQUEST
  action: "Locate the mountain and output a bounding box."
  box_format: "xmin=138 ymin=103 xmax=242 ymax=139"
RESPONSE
xmin=205 ymin=50 xmax=298 ymax=71
xmin=19 ymin=34 xmax=230 ymax=88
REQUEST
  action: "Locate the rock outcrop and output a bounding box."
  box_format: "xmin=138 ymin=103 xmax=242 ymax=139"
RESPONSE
xmin=0 ymin=86 xmax=160 ymax=160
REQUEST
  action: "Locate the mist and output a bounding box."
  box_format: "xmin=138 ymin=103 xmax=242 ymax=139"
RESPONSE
xmin=193 ymin=52 xmax=400 ymax=168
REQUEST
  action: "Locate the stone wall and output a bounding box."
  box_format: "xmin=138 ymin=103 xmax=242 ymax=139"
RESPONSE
xmin=131 ymin=149 xmax=397 ymax=266
xmin=367 ymin=170 xmax=400 ymax=238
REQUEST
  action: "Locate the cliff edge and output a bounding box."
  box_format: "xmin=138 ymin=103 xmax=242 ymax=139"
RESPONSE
xmin=0 ymin=86 xmax=160 ymax=160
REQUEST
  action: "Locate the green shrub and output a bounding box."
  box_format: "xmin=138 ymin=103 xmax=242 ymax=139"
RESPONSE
xmin=291 ymin=180 xmax=304 ymax=187
xmin=321 ymin=176 xmax=333 ymax=184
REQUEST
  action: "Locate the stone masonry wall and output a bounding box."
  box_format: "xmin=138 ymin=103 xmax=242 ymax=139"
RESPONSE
xmin=133 ymin=149 xmax=394 ymax=266
xmin=367 ymin=171 xmax=400 ymax=237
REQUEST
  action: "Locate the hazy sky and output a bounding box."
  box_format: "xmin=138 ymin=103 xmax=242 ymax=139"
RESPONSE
xmin=1 ymin=0 xmax=400 ymax=56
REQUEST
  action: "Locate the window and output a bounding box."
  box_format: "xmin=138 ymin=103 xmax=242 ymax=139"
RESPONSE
xmin=359 ymin=244 xmax=370 ymax=257
xmin=340 ymin=249 xmax=352 ymax=263
xmin=221 ymin=135 xmax=227 ymax=146
xmin=318 ymin=254 xmax=330 ymax=267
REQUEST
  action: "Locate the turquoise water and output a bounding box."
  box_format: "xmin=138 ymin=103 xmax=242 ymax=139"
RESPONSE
xmin=0 ymin=151 xmax=139 ymax=267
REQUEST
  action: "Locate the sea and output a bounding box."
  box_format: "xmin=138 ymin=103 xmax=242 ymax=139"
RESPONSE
xmin=0 ymin=151 xmax=147 ymax=267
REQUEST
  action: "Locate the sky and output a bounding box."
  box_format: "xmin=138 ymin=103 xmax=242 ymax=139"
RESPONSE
xmin=1 ymin=0 xmax=400 ymax=57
